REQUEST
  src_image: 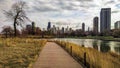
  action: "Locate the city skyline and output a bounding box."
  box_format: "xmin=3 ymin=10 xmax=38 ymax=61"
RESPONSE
xmin=1 ymin=0 xmax=120 ymax=31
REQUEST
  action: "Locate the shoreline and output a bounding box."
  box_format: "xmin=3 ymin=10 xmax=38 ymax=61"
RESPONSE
xmin=53 ymin=36 xmax=120 ymax=42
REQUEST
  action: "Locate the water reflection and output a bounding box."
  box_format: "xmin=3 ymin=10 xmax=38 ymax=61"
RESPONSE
xmin=54 ymin=38 xmax=120 ymax=54
xmin=93 ymin=40 xmax=98 ymax=50
xmin=100 ymin=41 xmax=110 ymax=52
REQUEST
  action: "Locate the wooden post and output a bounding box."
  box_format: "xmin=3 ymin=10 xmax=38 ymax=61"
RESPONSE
xmin=84 ymin=52 xmax=87 ymax=66
xmin=70 ymin=46 xmax=72 ymax=56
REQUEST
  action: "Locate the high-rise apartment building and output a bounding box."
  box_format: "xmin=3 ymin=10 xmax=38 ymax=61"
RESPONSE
xmin=100 ymin=8 xmax=111 ymax=33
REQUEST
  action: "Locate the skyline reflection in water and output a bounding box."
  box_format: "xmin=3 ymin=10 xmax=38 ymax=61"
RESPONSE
xmin=54 ymin=38 xmax=120 ymax=55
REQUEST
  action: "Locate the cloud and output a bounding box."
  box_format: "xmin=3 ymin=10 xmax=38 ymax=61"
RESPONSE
xmin=26 ymin=0 xmax=97 ymax=13
xmin=76 ymin=0 xmax=93 ymax=2
xmin=104 ymin=0 xmax=115 ymax=5
xmin=112 ymin=10 xmax=120 ymax=13
xmin=115 ymin=3 xmax=120 ymax=8
xmin=0 ymin=0 xmax=120 ymax=30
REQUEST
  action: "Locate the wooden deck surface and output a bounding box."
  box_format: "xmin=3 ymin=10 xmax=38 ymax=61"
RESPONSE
xmin=33 ymin=42 xmax=83 ymax=68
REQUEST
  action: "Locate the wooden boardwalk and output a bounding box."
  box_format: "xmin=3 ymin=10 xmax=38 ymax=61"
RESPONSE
xmin=33 ymin=42 xmax=83 ymax=68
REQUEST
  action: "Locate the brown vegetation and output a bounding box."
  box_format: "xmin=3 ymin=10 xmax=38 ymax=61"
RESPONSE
xmin=55 ymin=41 xmax=120 ymax=68
xmin=0 ymin=38 xmax=47 ymax=68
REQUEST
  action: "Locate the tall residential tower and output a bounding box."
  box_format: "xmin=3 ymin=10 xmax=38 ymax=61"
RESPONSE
xmin=82 ymin=23 xmax=85 ymax=32
xmin=93 ymin=17 xmax=99 ymax=35
xmin=100 ymin=8 xmax=111 ymax=33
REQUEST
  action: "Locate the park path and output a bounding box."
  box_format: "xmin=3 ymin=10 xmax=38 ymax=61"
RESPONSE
xmin=33 ymin=42 xmax=83 ymax=68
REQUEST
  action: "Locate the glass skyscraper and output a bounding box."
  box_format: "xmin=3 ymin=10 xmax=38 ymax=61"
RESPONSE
xmin=100 ymin=8 xmax=111 ymax=33
xmin=47 ymin=22 xmax=51 ymax=30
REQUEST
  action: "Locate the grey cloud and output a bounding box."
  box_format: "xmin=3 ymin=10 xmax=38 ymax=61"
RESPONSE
xmin=76 ymin=0 xmax=93 ymax=1
xmin=0 ymin=0 xmax=2 ymax=2
xmin=104 ymin=1 xmax=115 ymax=5
xmin=27 ymin=0 xmax=96 ymax=13
xmin=57 ymin=1 xmax=80 ymax=10
xmin=80 ymin=2 xmax=98 ymax=8
xmin=112 ymin=10 xmax=120 ymax=13
xmin=0 ymin=0 xmax=108 ymax=15
xmin=0 ymin=0 xmax=5 ymax=2
xmin=31 ymin=0 xmax=59 ymax=12
xmin=33 ymin=6 xmax=58 ymax=12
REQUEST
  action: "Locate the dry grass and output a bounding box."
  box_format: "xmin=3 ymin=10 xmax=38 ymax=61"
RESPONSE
xmin=55 ymin=41 xmax=120 ymax=68
xmin=0 ymin=38 xmax=47 ymax=68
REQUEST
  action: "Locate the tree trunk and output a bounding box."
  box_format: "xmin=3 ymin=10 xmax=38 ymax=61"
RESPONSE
xmin=13 ymin=11 xmax=20 ymax=37
xmin=14 ymin=22 xmax=17 ymax=37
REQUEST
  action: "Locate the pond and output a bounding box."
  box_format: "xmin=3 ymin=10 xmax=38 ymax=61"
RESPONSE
xmin=53 ymin=38 xmax=120 ymax=55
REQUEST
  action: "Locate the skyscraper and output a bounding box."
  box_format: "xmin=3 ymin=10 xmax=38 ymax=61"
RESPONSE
xmin=61 ymin=27 xmax=64 ymax=34
xmin=52 ymin=25 xmax=57 ymax=34
xmin=93 ymin=17 xmax=99 ymax=35
xmin=100 ymin=8 xmax=111 ymax=33
xmin=88 ymin=27 xmax=90 ymax=32
xmin=47 ymin=22 xmax=51 ymax=30
xmin=114 ymin=21 xmax=120 ymax=29
xmin=65 ymin=26 xmax=69 ymax=33
xmin=82 ymin=23 xmax=85 ymax=32
xmin=32 ymin=22 xmax=35 ymax=35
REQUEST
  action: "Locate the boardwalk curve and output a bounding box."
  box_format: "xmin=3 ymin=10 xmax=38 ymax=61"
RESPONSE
xmin=33 ymin=42 xmax=83 ymax=68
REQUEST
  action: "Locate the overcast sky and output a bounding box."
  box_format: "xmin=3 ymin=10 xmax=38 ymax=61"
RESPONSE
xmin=0 ymin=0 xmax=120 ymax=31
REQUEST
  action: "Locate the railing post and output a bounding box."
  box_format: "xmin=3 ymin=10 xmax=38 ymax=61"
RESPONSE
xmin=70 ymin=46 xmax=72 ymax=56
xmin=84 ymin=52 xmax=87 ymax=66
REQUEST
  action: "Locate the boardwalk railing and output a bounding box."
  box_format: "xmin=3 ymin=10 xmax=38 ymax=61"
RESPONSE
xmin=57 ymin=41 xmax=90 ymax=68
xmin=55 ymin=41 xmax=120 ymax=68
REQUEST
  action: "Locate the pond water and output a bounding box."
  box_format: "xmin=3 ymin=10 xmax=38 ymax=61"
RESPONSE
xmin=53 ymin=38 xmax=120 ymax=55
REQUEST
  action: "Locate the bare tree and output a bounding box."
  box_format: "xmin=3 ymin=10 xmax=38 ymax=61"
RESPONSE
xmin=4 ymin=1 xmax=29 ymax=37
xmin=1 ymin=26 xmax=14 ymax=38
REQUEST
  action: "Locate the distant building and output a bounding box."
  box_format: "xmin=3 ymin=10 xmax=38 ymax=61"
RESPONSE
xmin=57 ymin=27 xmax=60 ymax=36
xmin=43 ymin=28 xmax=46 ymax=31
xmin=56 ymin=27 xmax=59 ymax=32
xmin=114 ymin=21 xmax=120 ymax=29
xmin=26 ymin=25 xmax=32 ymax=29
xmin=82 ymin=23 xmax=85 ymax=32
xmin=35 ymin=27 xmax=41 ymax=35
xmin=26 ymin=24 xmax=32 ymax=34
xmin=52 ymin=25 xmax=57 ymax=34
xmin=61 ymin=27 xmax=64 ymax=34
xmin=32 ymin=22 xmax=35 ymax=35
xmin=69 ymin=28 xmax=73 ymax=34
xmin=65 ymin=26 xmax=69 ymax=33
xmin=100 ymin=8 xmax=111 ymax=33
xmin=88 ymin=27 xmax=90 ymax=32
xmin=93 ymin=17 xmax=99 ymax=35
xmin=47 ymin=21 xmax=51 ymax=30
